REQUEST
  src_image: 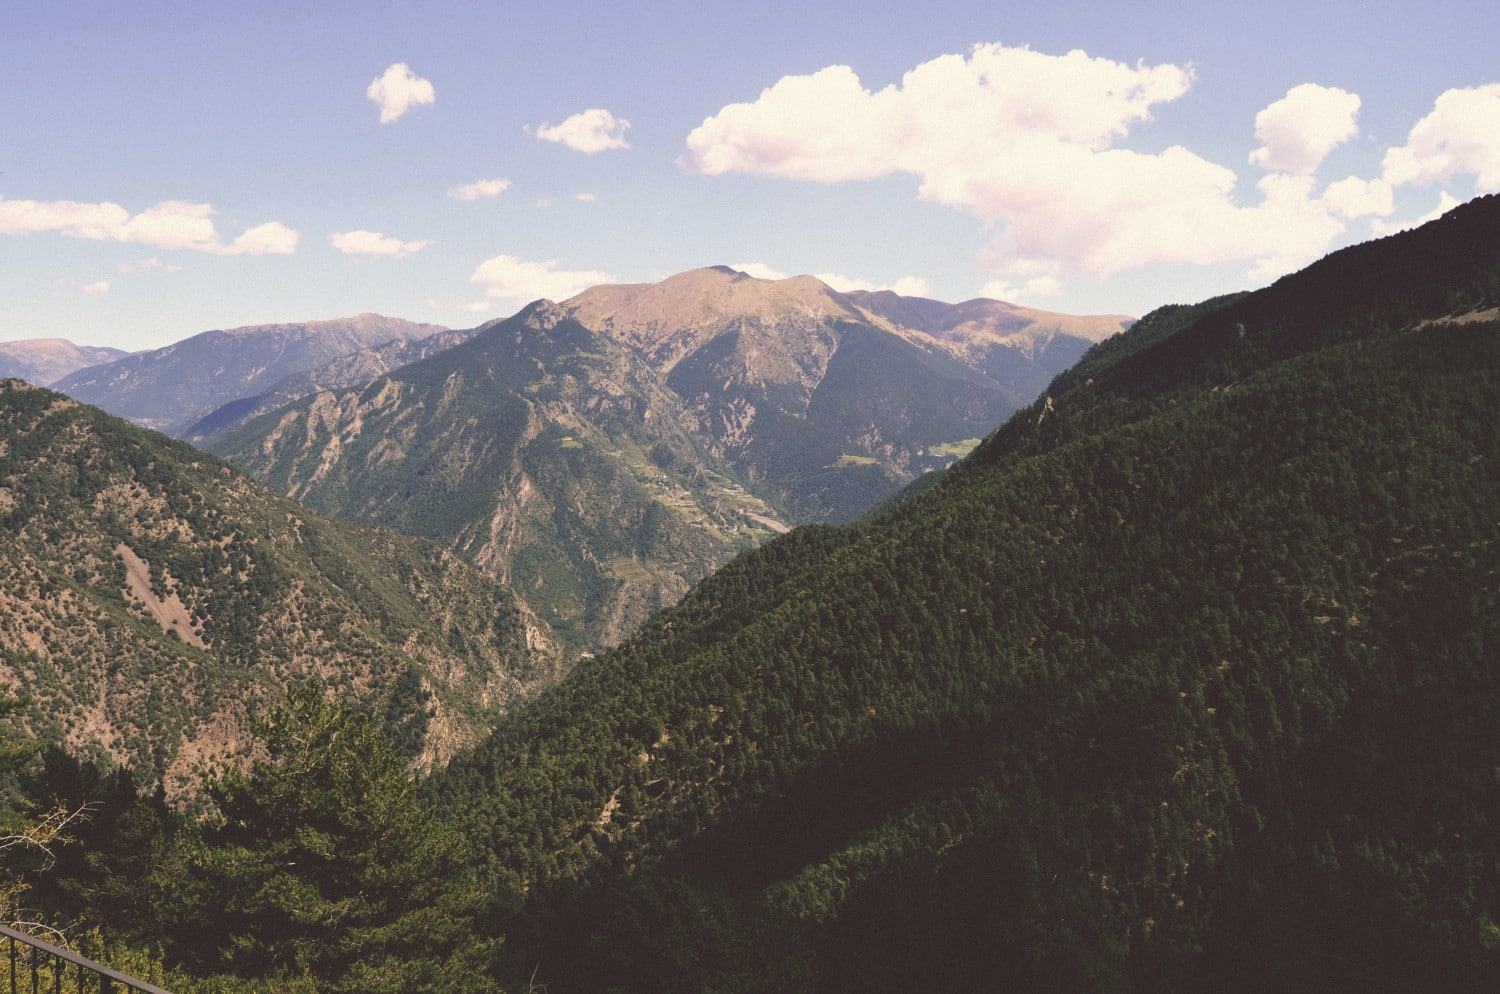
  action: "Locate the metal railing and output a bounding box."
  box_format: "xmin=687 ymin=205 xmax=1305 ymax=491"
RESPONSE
xmin=0 ymin=924 xmax=172 ymax=994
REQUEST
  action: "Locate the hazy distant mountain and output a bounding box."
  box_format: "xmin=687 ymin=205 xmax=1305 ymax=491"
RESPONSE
xmin=52 ymin=314 xmax=447 ymax=435
xmin=0 ymin=338 xmax=130 ymax=386
xmin=0 ymin=379 xmax=563 ymax=795
xmin=182 ymin=324 xmax=483 ymax=443
xmin=842 ymin=289 xmax=1131 ymax=399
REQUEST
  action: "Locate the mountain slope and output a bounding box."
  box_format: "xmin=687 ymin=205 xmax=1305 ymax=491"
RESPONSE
xmin=53 ymin=314 xmax=446 ymax=435
xmin=208 ymin=302 xmax=775 ymax=649
xmin=0 ymin=338 xmax=131 ymax=386
xmin=433 ymin=196 xmax=1500 ymax=992
xmin=0 ymin=379 xmax=562 ymax=795
xmin=560 ymin=267 xmax=1091 ymax=520
xmin=181 ymin=324 xmax=485 ymax=443
xmin=843 ymin=288 xmax=1130 ymax=398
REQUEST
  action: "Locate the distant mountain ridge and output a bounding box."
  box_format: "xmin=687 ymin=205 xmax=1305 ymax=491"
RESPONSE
xmin=0 ymin=338 xmax=131 ymax=386
xmin=182 ymin=324 xmax=484 ymax=442
xmin=53 ymin=313 xmax=447 ymax=435
xmin=843 ymin=289 xmax=1130 ymax=398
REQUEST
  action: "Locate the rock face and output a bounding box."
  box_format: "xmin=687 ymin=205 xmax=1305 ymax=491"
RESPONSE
xmin=52 ymin=314 xmax=447 ymax=435
xmin=182 ymin=325 xmax=483 ymax=443
xmin=0 ymin=378 xmax=561 ymax=796
xmin=210 ymin=304 xmax=770 ymax=650
xmin=560 ymin=267 xmax=1130 ymax=521
xmin=0 ymin=338 xmax=131 ymax=387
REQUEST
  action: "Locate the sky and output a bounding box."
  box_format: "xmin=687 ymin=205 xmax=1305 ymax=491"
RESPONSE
xmin=3 ymin=0 xmax=1498 ymax=351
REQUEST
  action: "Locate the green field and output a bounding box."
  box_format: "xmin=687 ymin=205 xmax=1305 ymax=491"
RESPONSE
xmin=929 ymin=437 xmax=981 ymax=458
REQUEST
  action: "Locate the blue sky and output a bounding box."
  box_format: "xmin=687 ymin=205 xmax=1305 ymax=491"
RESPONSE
xmin=3 ymin=0 xmax=1498 ymax=350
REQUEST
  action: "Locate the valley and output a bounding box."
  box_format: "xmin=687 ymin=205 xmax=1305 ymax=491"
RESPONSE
xmin=0 ymin=198 xmax=1497 ymax=992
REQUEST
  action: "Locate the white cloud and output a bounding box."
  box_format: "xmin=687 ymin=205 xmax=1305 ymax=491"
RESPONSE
xmin=329 ymin=229 xmax=433 ymax=257
xmin=227 ymin=221 xmax=299 ymax=256
xmin=685 ymin=45 xmax=1401 ymax=291
xmin=575 ymin=192 xmax=600 ymax=203
xmin=535 ymin=108 xmax=631 ymax=153
xmin=1319 ymin=176 xmax=1393 ymax=220
xmin=1249 ymin=84 xmax=1361 ymax=175
xmin=1382 ymin=84 xmax=1500 ymax=191
xmin=730 ymin=262 xmax=788 ymax=281
xmin=119 ymin=200 xmax=222 ymax=251
xmin=448 ymin=177 xmax=511 ymax=201
xmin=1369 ymin=190 xmax=1463 ymax=237
xmin=818 ymin=272 xmax=932 ymax=297
xmin=730 ymin=262 xmax=930 ymax=296
xmin=0 ymin=197 xmax=130 ymax=240
xmin=120 ymin=256 xmax=183 ymax=274
xmin=82 ymin=280 xmax=110 ymax=296
xmin=981 ymin=276 xmax=1063 ymax=302
xmin=0 ymin=196 xmax=297 ymax=255
xmin=470 ymin=254 xmax=615 ymax=305
xmin=682 ymin=45 xmax=1192 ymax=181
xmin=367 ymin=63 xmax=435 ymax=124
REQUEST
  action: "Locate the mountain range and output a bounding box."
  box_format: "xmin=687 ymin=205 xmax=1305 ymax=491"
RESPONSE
xmin=201 ymin=270 xmax=1124 ymax=647
xmin=426 ymin=195 xmax=1500 ymax=992
xmin=50 ymin=313 xmax=447 ymax=435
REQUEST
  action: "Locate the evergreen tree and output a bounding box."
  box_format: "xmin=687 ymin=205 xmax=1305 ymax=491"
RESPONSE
xmin=180 ymin=680 xmax=498 ymax=993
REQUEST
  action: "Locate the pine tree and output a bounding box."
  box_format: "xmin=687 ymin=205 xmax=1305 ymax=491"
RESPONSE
xmin=183 ymin=680 xmax=498 ymax=993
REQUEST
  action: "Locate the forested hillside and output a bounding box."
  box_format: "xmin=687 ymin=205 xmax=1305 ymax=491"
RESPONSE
xmin=0 ymin=380 xmax=561 ymax=793
xmin=427 ymin=196 xmax=1500 ymax=992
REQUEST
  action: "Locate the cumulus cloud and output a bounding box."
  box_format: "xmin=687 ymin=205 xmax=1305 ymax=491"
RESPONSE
xmin=683 ymin=45 xmax=1192 ymax=181
xmin=535 ymin=109 xmax=631 ymax=152
xmin=1382 ymin=84 xmax=1500 ymax=191
xmin=0 ymin=196 xmax=297 ymax=255
xmin=684 ymin=44 xmax=1406 ymax=291
xmin=448 ymin=178 xmax=511 ymax=201
xmin=1319 ymin=176 xmax=1393 ymax=220
xmin=470 ymin=254 xmax=615 ymax=305
xmin=729 ymin=262 xmax=789 ymax=281
xmin=82 ymin=280 xmax=110 ymax=296
xmin=575 ymin=192 xmax=600 ymax=203
xmin=228 ymin=221 xmax=300 ymax=256
xmin=981 ymin=276 xmax=1063 ymax=302
xmin=329 ymin=229 xmax=433 ymax=257
xmin=730 ymin=262 xmax=930 ymax=296
xmin=367 ymin=63 xmax=435 ymax=124
xmin=1249 ymin=84 xmax=1361 ymax=174
xmin=819 ymin=272 xmax=932 ymax=296
xmin=1369 ymin=190 xmax=1464 ymax=237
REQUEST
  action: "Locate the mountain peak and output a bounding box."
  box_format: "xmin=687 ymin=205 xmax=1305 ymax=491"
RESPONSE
xmin=557 ymin=267 xmax=863 ymax=367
